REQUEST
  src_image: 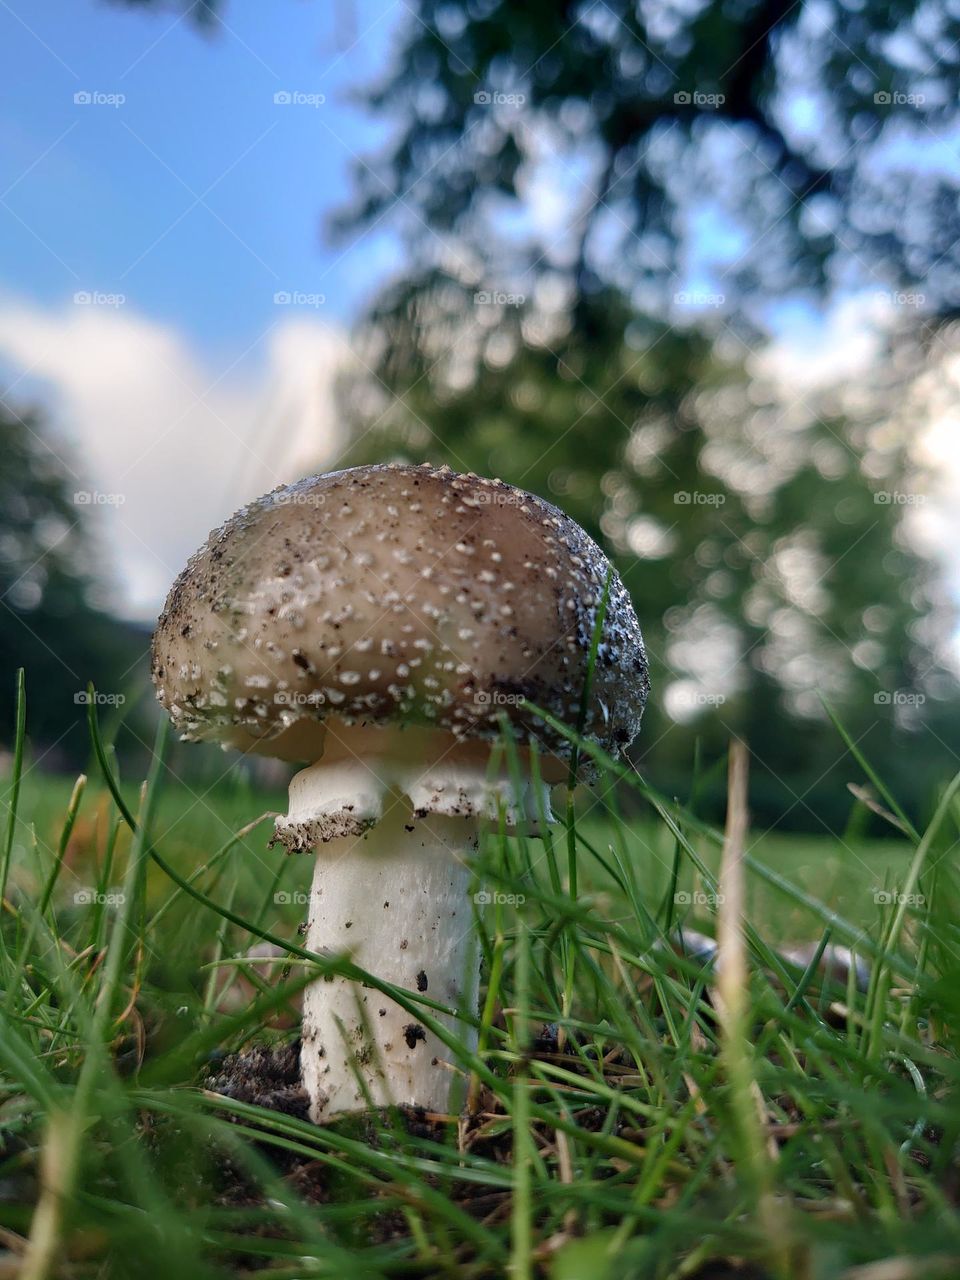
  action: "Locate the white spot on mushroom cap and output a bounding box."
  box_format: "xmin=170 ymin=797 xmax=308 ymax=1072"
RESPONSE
xmin=150 ymin=462 xmax=649 ymax=764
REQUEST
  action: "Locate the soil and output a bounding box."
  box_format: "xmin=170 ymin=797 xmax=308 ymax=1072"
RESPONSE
xmin=201 ymin=1035 xmax=775 ymax=1278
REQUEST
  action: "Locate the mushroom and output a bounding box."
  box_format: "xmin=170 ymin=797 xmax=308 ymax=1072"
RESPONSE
xmin=664 ymin=928 xmax=870 ymax=998
xmin=151 ymin=463 xmax=649 ymax=1120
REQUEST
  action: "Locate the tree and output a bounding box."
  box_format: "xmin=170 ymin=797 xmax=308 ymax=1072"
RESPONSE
xmin=336 ymin=274 xmax=957 ymax=829
xmin=106 ymin=0 xmax=960 ymax=825
xmin=327 ymin=0 xmax=960 ymax=828
xmin=335 ymin=0 xmax=960 ymax=318
xmin=0 ymin=404 xmax=147 ymax=765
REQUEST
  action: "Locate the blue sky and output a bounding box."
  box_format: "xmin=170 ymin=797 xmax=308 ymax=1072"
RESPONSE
xmin=2 ymin=0 xmax=958 ymax=629
xmin=1 ymin=0 xmax=402 ymax=352
xmin=0 ymin=0 xmax=414 ymax=616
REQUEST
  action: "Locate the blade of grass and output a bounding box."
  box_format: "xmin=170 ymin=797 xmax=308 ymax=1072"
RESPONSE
xmin=714 ymin=742 xmax=788 ymax=1278
xmin=19 ymin=716 xmax=168 ymax=1280
xmin=1 ymin=667 xmax=26 ymax=907
xmin=509 ymin=918 xmax=534 ymax=1280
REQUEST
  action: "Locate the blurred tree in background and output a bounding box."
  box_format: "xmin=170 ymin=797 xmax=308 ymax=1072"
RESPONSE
xmin=337 ymin=278 xmax=955 ymax=828
xmin=332 ymin=0 xmax=960 ymax=828
xmin=0 ymin=405 xmax=148 ymax=765
xmin=334 ymin=0 xmax=960 ymax=315
xmin=45 ymin=0 xmax=960 ymax=825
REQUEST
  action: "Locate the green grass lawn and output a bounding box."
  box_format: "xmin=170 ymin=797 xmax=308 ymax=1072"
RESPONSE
xmin=1 ymin=706 xmax=959 ymax=1280
xmin=9 ymin=769 xmax=921 ymax=943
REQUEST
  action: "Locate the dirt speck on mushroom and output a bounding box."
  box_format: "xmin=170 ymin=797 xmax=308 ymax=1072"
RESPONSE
xmin=403 ymin=1024 xmax=427 ymax=1049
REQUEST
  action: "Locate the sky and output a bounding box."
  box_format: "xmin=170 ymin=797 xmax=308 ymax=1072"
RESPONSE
xmin=2 ymin=0 xmax=960 ymax=637
xmin=0 ymin=0 xmax=402 ymax=617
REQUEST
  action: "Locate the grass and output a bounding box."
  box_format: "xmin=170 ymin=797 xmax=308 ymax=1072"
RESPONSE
xmin=1 ymin=673 xmax=959 ymax=1280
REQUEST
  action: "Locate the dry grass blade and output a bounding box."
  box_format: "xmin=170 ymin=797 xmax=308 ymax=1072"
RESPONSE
xmin=716 ymin=741 xmax=788 ymax=1272
xmin=716 ymin=741 xmax=750 ymax=1025
xmin=841 ymin=1258 xmax=960 ymax=1280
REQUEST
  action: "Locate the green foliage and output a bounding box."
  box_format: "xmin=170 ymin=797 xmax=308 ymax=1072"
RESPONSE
xmin=328 ymin=0 xmax=960 ymax=830
xmin=339 ymin=281 xmax=958 ymax=828
xmin=1 ymin=688 xmax=959 ymax=1277
xmin=335 ymin=0 xmax=960 ymax=312
xmin=0 ymin=405 xmax=149 ymax=765
xmin=103 ymin=0 xmax=960 ymax=830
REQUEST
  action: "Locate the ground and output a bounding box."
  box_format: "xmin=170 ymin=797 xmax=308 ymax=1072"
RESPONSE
xmin=0 ymin=726 xmax=957 ymax=1280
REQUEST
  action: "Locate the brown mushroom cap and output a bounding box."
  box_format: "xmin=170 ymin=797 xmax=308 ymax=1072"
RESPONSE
xmin=151 ymin=463 xmax=649 ymax=764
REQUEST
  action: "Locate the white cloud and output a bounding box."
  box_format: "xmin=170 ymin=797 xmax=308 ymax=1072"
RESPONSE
xmin=902 ymin=358 xmax=960 ymax=607
xmin=755 ymin=291 xmax=889 ymax=392
xmin=0 ymin=297 xmax=350 ymax=620
xmin=758 ymin=292 xmax=960 ymax=669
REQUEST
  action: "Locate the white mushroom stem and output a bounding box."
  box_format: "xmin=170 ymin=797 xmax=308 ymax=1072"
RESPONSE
xmin=277 ymin=729 xmax=557 ymax=1121
xmin=301 ymin=805 xmax=478 ymax=1120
